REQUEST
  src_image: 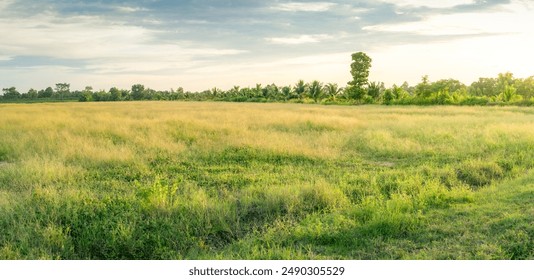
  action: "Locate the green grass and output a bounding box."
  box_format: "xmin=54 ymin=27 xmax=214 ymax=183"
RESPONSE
xmin=0 ymin=102 xmax=532 ymax=259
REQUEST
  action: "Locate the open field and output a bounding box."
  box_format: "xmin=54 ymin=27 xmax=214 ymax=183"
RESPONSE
xmin=0 ymin=102 xmax=533 ymax=259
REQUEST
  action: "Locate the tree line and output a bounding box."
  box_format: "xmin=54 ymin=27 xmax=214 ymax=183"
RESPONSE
xmin=2 ymin=52 xmax=534 ymax=105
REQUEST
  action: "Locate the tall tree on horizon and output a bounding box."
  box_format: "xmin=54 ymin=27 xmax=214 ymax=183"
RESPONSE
xmin=347 ymin=52 xmax=372 ymax=100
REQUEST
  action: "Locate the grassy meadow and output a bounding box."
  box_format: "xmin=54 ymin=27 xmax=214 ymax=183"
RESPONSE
xmin=0 ymin=102 xmax=533 ymax=259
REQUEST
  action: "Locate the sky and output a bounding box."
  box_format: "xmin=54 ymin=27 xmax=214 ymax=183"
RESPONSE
xmin=1 ymin=0 xmax=533 ymax=92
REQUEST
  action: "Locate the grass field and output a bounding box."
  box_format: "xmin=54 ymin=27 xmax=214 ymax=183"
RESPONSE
xmin=0 ymin=102 xmax=532 ymax=259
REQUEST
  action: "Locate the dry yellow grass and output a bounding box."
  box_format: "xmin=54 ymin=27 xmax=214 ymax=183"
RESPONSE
xmin=1 ymin=102 xmax=532 ymax=187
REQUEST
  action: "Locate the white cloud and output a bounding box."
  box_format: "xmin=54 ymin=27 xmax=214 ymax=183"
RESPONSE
xmin=85 ymin=46 xmax=246 ymax=74
xmin=363 ymin=19 xmax=481 ymax=36
xmin=350 ymin=7 xmax=371 ymax=13
xmin=115 ymin=6 xmax=148 ymax=13
xmin=379 ymin=0 xmax=476 ymax=8
xmin=0 ymin=0 xmax=15 ymax=11
xmin=183 ymin=52 xmax=352 ymax=90
xmin=13 ymin=65 xmax=79 ymax=71
xmin=272 ymin=2 xmax=336 ymax=12
xmin=369 ymin=32 xmax=534 ymax=87
xmin=2 ymin=0 xmax=533 ymax=93
xmin=365 ymin=1 xmax=534 ymax=85
xmin=183 ymin=20 xmax=210 ymax=25
xmin=142 ymin=18 xmax=163 ymax=25
xmin=0 ymin=11 xmax=246 ymax=75
xmin=364 ymin=3 xmax=534 ymax=36
xmin=0 ymin=13 xmax=147 ymax=58
xmin=266 ymin=34 xmax=333 ymax=45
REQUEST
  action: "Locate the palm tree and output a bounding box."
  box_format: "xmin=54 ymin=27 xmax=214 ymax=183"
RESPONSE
xmin=254 ymin=84 xmax=262 ymax=98
xmin=281 ymin=86 xmax=292 ymax=101
xmin=309 ymin=80 xmax=324 ymax=103
xmin=324 ymin=83 xmax=342 ymax=101
xmin=367 ymin=81 xmax=385 ymax=101
xmin=499 ymin=85 xmax=520 ymax=102
xmin=210 ymin=87 xmax=221 ymax=98
xmin=229 ymin=85 xmax=240 ymax=98
xmin=294 ymin=80 xmax=307 ymax=100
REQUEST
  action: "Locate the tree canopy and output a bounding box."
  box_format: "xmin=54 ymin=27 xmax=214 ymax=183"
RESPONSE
xmin=348 ymin=52 xmax=372 ymax=89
